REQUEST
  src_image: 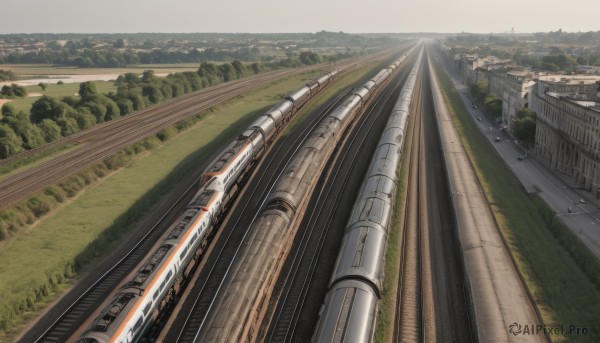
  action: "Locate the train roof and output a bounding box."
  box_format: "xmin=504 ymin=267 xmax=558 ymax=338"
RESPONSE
xmin=206 ymin=138 xmax=249 ymax=174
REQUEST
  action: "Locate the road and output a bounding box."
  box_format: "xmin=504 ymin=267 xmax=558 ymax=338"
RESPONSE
xmin=437 ymin=53 xmax=600 ymax=261
xmin=429 ymin=53 xmax=545 ymax=342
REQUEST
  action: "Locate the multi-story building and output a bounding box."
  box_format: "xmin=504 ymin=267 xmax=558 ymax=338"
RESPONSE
xmin=530 ymin=76 xmax=600 ymax=201
xmin=455 ymin=53 xmax=511 ymax=84
xmin=488 ymin=68 xmax=536 ymax=131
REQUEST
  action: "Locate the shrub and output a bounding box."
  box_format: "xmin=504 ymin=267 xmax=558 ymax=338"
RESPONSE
xmin=157 ymin=127 xmax=178 ymax=141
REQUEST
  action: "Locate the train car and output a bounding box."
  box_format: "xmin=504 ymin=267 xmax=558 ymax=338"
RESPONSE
xmin=312 ymin=49 xmax=421 ymax=343
xmin=286 ymin=86 xmax=311 ymax=111
xmin=246 ymin=115 xmax=276 ymax=143
xmin=195 ymin=206 xmax=292 ymax=342
xmin=306 ymin=79 xmax=320 ymax=93
xmin=77 ymin=179 xmax=223 ymax=343
xmin=352 ymin=86 xmax=371 ymax=103
xmin=311 ymin=280 xmax=379 ymax=343
xmin=267 ymin=116 xmax=341 ymax=211
xmin=371 ymin=69 xmax=390 ymax=87
xmin=76 ymin=69 xmax=342 ymax=343
xmin=266 ymin=100 xmax=294 ymax=126
xmin=316 ymin=74 xmax=332 ymax=89
xmin=201 ymin=132 xmax=264 ymax=191
xmin=329 ymin=222 xmax=387 ymax=295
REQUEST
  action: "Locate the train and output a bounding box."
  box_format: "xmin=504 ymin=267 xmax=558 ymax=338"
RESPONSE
xmin=75 ymin=69 xmax=338 ymax=343
xmin=195 ymin=52 xmax=411 ymax=342
xmin=311 ymin=47 xmax=423 ymax=343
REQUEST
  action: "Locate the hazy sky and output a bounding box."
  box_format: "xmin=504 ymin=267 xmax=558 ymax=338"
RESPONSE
xmin=1 ymin=0 xmax=598 ymax=34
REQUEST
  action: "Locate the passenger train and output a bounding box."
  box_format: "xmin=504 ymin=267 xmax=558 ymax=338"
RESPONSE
xmin=194 ymin=52 xmax=413 ymax=342
xmin=75 ymin=69 xmax=338 ymax=343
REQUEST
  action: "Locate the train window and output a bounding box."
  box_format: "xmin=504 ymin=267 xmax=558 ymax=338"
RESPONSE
xmin=180 ymin=246 xmax=189 ymax=261
xmin=142 ymin=301 xmax=152 ymax=315
xmin=166 ymin=270 xmax=173 ymax=281
xmin=160 ymin=279 xmax=166 ymax=292
xmin=153 ymin=290 xmax=159 ymax=300
xmin=192 ymin=232 xmax=199 ymax=243
xmin=132 ymin=316 xmax=143 ymax=333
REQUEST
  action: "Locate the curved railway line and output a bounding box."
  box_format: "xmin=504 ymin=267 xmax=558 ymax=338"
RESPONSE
xmin=264 ymin=55 xmax=414 ymax=343
xmin=0 ymin=51 xmax=391 ymax=211
xmin=164 ymin=87 xmax=354 ymax=343
xmin=17 ymin=49 xmax=405 ymax=343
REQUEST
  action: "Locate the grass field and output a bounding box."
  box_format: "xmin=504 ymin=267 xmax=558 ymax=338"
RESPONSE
xmin=433 ymin=61 xmax=600 ymax=342
xmin=2 ymin=81 xmax=117 ymax=113
xmin=1 ymin=64 xmax=199 ymax=77
xmin=0 ymin=62 xmax=380 ymax=341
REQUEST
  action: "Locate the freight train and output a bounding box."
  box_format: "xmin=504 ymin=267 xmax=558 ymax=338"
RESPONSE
xmin=312 ymin=47 xmax=423 ymax=343
xmin=195 ymin=52 xmax=411 ymax=342
xmin=75 ymin=69 xmax=338 ymax=343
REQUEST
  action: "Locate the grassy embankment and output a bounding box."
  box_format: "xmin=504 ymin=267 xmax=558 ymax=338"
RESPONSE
xmin=1 ymin=64 xmax=198 ymax=77
xmin=433 ymin=61 xmax=600 ymax=342
xmin=0 ymin=61 xmax=381 ymax=342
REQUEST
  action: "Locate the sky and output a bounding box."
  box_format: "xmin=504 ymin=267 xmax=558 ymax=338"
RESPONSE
xmin=1 ymin=0 xmax=598 ymax=34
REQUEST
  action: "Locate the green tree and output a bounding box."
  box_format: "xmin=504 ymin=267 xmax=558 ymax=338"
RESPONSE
xmin=56 ymin=117 xmax=80 ymax=136
xmin=38 ymin=82 xmax=47 ymax=91
xmin=70 ymin=111 xmax=97 ymax=130
xmin=251 ymin=62 xmax=263 ymax=74
xmin=38 ymin=119 xmax=62 ymax=142
xmin=3 ymin=112 xmax=45 ymax=149
xmin=141 ymin=70 xmax=157 ymax=83
xmin=142 ymin=84 xmax=164 ymax=104
xmin=78 ymin=81 xmax=98 ymax=99
xmin=219 ymin=63 xmax=237 ymax=82
xmin=0 ymin=123 xmax=24 ymax=158
xmin=197 ymin=62 xmax=220 ymax=85
xmin=484 ymin=95 xmax=502 ymax=120
xmin=231 ymin=60 xmax=247 ymax=78
xmin=30 ymin=96 xmax=75 ymax=123
xmin=0 ymin=84 xmax=25 ymax=98
xmin=513 ymin=109 xmax=536 ymax=148
xmin=1 ymin=103 xmax=17 ymax=118
xmin=470 ymin=81 xmax=488 ymax=101
xmin=299 ymin=51 xmax=321 ymax=65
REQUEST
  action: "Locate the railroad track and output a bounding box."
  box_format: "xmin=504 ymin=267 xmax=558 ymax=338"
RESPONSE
xmin=16 ymin=49 xmax=397 ymax=343
xmin=0 ymin=52 xmax=391 ymax=211
xmin=264 ymin=59 xmax=412 ymax=343
xmin=394 ymin=52 xmax=474 ymax=343
xmin=29 ymin=171 xmax=205 ymax=343
xmin=167 ymin=87 xmax=354 ymax=343
xmin=395 ymin=58 xmax=427 ymax=343
xmin=158 ymin=49 xmax=404 ymax=343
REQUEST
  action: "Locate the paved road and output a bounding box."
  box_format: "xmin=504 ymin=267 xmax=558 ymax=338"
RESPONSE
xmin=430 ymin=55 xmax=544 ymax=343
xmin=439 ymin=58 xmax=600 ymax=261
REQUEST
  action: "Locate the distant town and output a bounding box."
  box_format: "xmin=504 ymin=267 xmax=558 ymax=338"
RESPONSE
xmin=440 ymin=30 xmax=600 ymax=204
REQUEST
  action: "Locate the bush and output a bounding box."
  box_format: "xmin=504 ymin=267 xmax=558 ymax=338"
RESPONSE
xmin=45 ymin=185 xmax=67 ymax=203
xmin=26 ymin=196 xmax=52 ymax=217
xmin=157 ymin=127 xmax=178 ymax=141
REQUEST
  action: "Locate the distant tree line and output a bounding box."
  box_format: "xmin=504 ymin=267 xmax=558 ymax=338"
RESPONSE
xmin=513 ymin=51 xmax=599 ymax=72
xmin=0 ymin=47 xmax=263 ymax=67
xmin=0 ymin=70 xmax=18 ymax=81
xmin=0 ymin=52 xmax=327 ymax=158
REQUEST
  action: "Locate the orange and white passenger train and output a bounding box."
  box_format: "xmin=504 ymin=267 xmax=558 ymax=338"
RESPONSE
xmin=75 ymin=70 xmax=338 ymax=343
